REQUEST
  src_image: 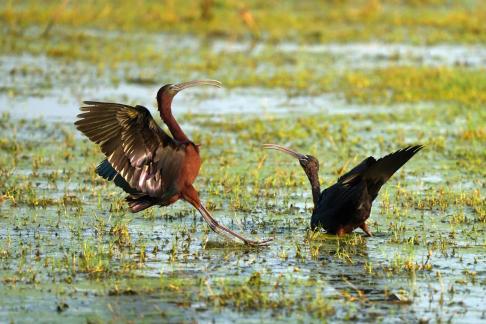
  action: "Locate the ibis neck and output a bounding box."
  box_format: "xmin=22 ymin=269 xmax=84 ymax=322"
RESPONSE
xmin=306 ymin=170 xmax=321 ymax=209
xmin=157 ymin=95 xmax=189 ymax=142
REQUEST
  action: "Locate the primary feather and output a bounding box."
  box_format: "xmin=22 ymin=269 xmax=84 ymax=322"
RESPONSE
xmin=75 ymin=101 xmax=185 ymax=198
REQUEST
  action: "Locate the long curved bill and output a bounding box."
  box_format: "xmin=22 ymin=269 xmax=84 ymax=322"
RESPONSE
xmin=173 ymin=79 xmax=222 ymax=92
xmin=262 ymin=144 xmax=306 ymax=160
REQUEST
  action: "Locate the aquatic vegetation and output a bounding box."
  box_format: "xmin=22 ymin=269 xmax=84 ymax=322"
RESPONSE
xmin=0 ymin=1 xmax=485 ymax=322
xmin=342 ymin=67 xmax=486 ymax=105
xmin=0 ymin=94 xmax=484 ymax=320
xmin=2 ymin=1 xmax=486 ymax=44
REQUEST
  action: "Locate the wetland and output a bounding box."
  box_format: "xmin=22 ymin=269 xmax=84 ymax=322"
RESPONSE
xmin=0 ymin=1 xmax=485 ymax=323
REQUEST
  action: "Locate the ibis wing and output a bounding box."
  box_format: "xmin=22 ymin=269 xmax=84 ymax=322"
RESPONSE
xmin=75 ymin=101 xmax=185 ymax=197
xmin=337 ymin=157 xmax=376 ymax=185
xmin=360 ymin=145 xmax=422 ymax=197
xmin=338 ymin=145 xmax=422 ymax=199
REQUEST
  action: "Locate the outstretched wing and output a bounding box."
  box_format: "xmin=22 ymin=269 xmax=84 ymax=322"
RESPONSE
xmin=339 ymin=145 xmax=423 ymax=199
xmin=75 ymin=101 xmax=185 ymax=197
xmin=362 ymin=145 xmax=422 ymax=181
xmin=337 ymin=157 xmax=376 ymax=184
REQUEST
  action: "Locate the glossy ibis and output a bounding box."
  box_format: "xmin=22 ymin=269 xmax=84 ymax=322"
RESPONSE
xmin=75 ymin=80 xmax=272 ymax=246
xmin=263 ymin=144 xmax=423 ymax=236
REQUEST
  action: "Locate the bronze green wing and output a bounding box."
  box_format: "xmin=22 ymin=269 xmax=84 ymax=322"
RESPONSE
xmin=75 ymin=101 xmax=185 ymax=198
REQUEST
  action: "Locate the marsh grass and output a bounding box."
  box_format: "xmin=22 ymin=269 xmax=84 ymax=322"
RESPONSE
xmin=2 ymin=1 xmax=486 ymax=44
xmin=0 ymin=1 xmax=485 ymax=321
xmin=0 ymin=97 xmax=483 ymax=320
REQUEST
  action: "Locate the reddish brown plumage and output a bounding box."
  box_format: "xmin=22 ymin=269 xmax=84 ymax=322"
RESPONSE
xmin=75 ymin=80 xmax=272 ymax=246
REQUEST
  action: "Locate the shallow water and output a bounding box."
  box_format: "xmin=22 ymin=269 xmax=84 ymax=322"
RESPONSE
xmin=0 ymin=30 xmax=485 ymax=323
xmin=29 ymin=26 xmax=486 ymax=68
xmin=0 ymin=53 xmax=439 ymax=123
xmin=214 ymin=41 xmax=486 ymax=68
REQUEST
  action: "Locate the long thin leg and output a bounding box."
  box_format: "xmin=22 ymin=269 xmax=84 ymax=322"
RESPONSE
xmin=360 ymin=223 xmax=373 ymax=237
xmin=196 ymin=204 xmax=273 ymax=246
xmin=336 ymin=227 xmax=346 ymax=236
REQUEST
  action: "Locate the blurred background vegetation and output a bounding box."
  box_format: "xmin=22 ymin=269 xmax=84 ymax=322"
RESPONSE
xmin=2 ymin=0 xmax=485 ymax=43
xmin=1 ymin=1 xmax=485 ymax=104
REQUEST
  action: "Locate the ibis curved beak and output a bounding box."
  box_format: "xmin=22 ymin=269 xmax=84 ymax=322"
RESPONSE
xmin=173 ymin=79 xmax=222 ymax=92
xmin=262 ymin=144 xmax=306 ymax=160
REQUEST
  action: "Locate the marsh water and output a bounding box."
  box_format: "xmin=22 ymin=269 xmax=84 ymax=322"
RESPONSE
xmin=0 ymin=27 xmax=485 ymax=323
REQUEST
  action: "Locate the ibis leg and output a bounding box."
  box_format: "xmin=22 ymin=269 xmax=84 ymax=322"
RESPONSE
xmin=360 ymin=223 xmax=373 ymax=237
xmin=196 ymin=204 xmax=273 ymax=246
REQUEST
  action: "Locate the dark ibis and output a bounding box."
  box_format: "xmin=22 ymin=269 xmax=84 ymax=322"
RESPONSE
xmin=75 ymin=80 xmax=272 ymax=246
xmin=263 ymin=144 xmax=423 ymax=236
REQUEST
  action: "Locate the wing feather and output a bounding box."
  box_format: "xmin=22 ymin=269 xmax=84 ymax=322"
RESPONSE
xmin=337 ymin=157 xmax=376 ymax=184
xmin=75 ymin=101 xmax=186 ymax=197
xmin=338 ymin=145 xmax=423 ymax=198
xmin=362 ymin=145 xmax=423 ymax=182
